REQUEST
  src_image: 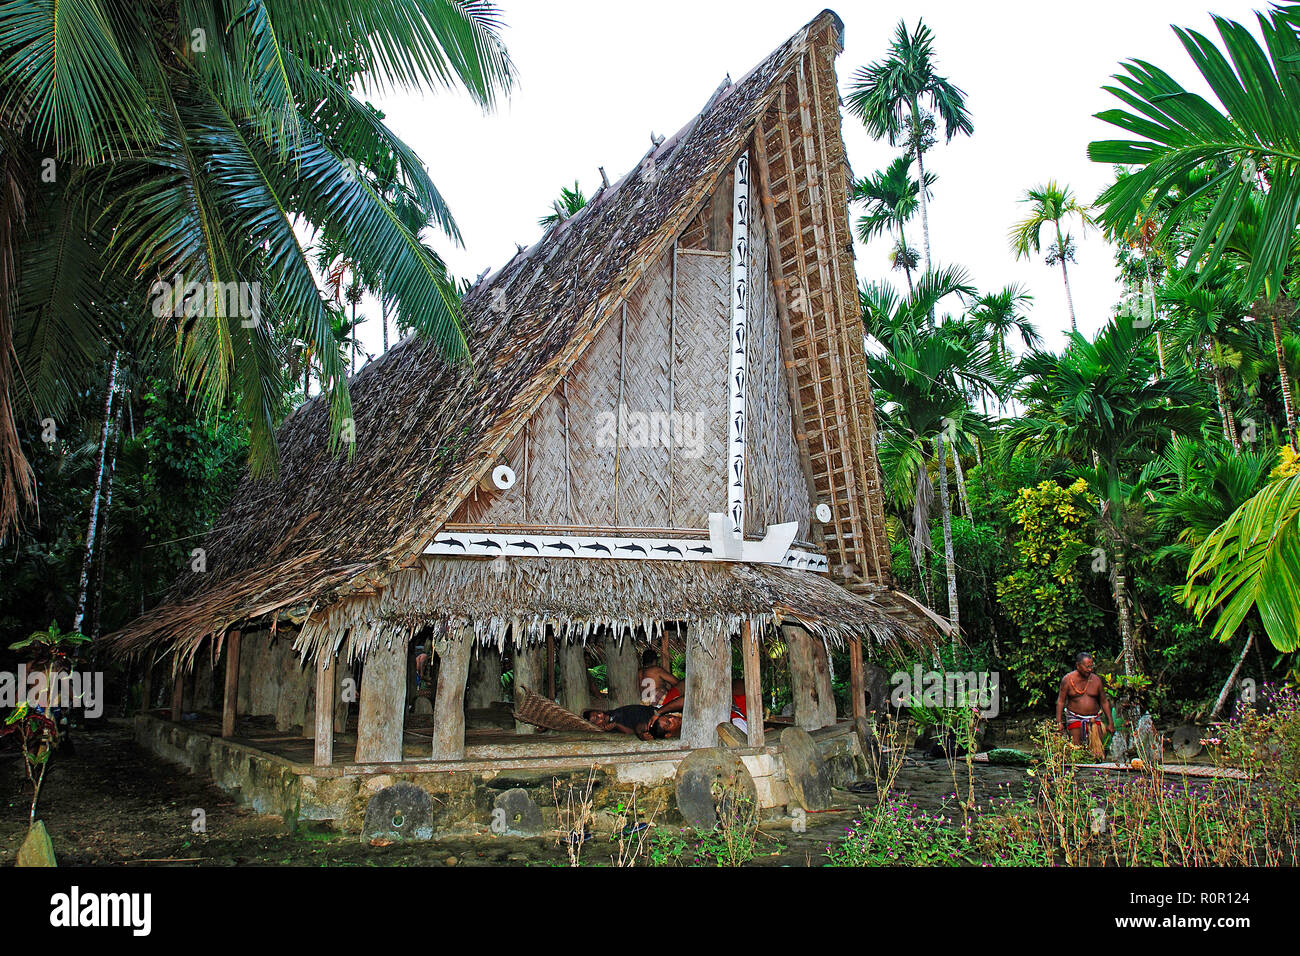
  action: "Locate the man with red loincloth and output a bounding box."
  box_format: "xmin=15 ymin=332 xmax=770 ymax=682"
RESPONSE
xmin=1056 ymin=652 xmax=1113 ymax=758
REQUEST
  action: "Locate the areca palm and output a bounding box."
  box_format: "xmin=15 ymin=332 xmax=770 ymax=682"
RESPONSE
xmin=852 ymin=156 xmax=933 ymax=291
xmin=1089 ymin=6 xmax=1300 ymax=305
xmin=1182 ymin=472 xmax=1300 ymax=654
xmin=862 ymin=267 xmax=983 ymax=635
xmin=967 ymin=285 xmax=1038 ymax=411
xmin=846 ymin=19 xmax=973 ymax=275
xmin=1013 ymin=319 xmax=1205 ymax=673
xmin=1146 ymin=436 xmax=1276 ymax=551
xmin=1161 ymin=273 xmax=1253 ymax=448
xmin=1009 ymin=181 xmax=1095 ymax=332
xmin=0 ymin=0 xmax=514 ymax=539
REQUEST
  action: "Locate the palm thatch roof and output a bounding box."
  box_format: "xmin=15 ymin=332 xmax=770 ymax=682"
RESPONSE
xmin=108 ymin=10 xmax=945 ymax=666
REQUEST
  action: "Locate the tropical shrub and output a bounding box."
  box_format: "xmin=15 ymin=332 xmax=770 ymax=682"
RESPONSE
xmin=996 ymin=479 xmax=1108 ymax=707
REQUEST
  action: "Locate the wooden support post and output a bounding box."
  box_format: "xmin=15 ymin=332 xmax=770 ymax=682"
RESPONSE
xmin=784 ymin=624 xmax=836 ymax=731
xmin=558 ymin=637 xmax=591 ymax=715
xmin=849 ymin=637 xmax=865 ymax=721
xmin=431 ymin=627 xmax=473 ymax=760
xmin=314 ymin=654 xmax=334 ymax=767
xmin=603 ymin=629 xmax=640 ymax=707
xmin=682 ymin=628 xmax=731 ymax=749
xmin=140 ymin=660 xmax=153 ymax=715
xmin=513 ymin=641 xmax=544 ymax=735
xmin=170 ymin=658 xmax=184 ymax=722
xmin=545 ymin=632 xmax=556 ymax=700
xmin=741 ymin=620 xmax=765 ymax=747
xmin=334 ymin=661 xmax=350 ymax=734
xmin=467 ymin=644 xmax=503 ymax=710
xmin=354 ymin=636 xmax=407 ymax=764
xmin=221 ymin=630 xmax=241 ymax=737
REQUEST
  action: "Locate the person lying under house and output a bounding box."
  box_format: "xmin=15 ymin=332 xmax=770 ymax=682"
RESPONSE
xmin=583 ymin=704 xmax=657 ymax=739
xmin=651 ymin=679 xmax=750 ymax=737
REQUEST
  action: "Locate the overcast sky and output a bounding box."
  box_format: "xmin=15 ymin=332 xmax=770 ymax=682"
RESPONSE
xmin=346 ymin=0 xmax=1269 ymax=361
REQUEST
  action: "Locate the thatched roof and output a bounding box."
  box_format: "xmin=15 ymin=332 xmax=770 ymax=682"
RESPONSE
xmin=292 ymin=556 xmax=935 ymax=666
xmin=108 ymin=10 xmax=943 ymax=664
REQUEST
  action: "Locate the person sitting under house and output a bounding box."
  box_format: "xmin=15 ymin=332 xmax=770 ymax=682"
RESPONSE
xmin=583 ymin=704 xmax=657 ymax=739
xmin=650 ymin=678 xmax=750 ymax=738
xmin=637 ymin=649 xmax=680 ymax=706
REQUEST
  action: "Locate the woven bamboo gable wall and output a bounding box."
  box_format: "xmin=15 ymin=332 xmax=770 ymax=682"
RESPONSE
xmin=450 ymin=173 xmax=813 ymax=541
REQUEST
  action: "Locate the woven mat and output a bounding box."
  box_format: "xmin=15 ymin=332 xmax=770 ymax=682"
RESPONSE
xmin=512 ymin=687 xmax=603 ymax=733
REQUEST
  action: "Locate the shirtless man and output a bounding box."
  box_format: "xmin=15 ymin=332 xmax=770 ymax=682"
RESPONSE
xmin=1056 ymin=652 xmax=1113 ymax=752
xmin=637 ymin=650 xmax=680 ymax=706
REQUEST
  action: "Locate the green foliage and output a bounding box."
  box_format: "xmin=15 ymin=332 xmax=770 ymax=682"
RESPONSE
xmin=1182 ymin=474 xmax=1300 ymax=651
xmin=1089 ymin=5 xmax=1300 ymax=300
xmin=996 ymin=479 xmax=1108 ymax=707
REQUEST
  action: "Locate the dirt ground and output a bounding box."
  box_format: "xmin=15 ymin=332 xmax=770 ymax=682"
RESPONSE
xmin=0 ymin=720 xmax=1030 ymax=867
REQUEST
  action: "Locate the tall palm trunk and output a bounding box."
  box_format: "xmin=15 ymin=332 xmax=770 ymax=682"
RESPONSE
xmin=910 ymin=101 xmax=933 ymax=276
xmin=73 ymin=354 xmax=119 ymax=635
xmin=934 ymin=434 xmax=959 ymax=642
xmin=1260 ymin=296 xmax=1297 ymax=450
xmin=90 ymin=382 xmax=125 ymax=647
xmin=897 ymin=223 xmax=915 ymax=295
xmin=1056 ymin=223 xmax=1077 ymax=333
xmin=951 ymin=439 xmax=971 ymax=519
xmin=381 ymin=282 xmax=389 ymax=353
xmin=1104 ymin=520 xmax=1136 ymax=677
xmin=1212 ymin=362 xmax=1241 ymax=450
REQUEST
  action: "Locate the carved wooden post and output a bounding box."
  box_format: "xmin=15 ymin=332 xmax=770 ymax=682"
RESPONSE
xmin=849 ymin=637 xmax=865 ymax=721
xmin=784 ymin=624 xmax=836 ymax=731
xmin=354 ymin=635 xmax=407 ymax=763
xmin=741 ymin=620 xmax=764 ymax=747
xmin=221 ymin=630 xmax=241 ymax=737
xmin=558 ymin=637 xmax=591 ymax=715
xmin=431 ymin=627 xmax=473 ymax=760
xmin=314 ymin=653 xmax=335 ymax=767
xmin=682 ymin=628 xmax=731 ymax=749
xmin=604 ymin=628 xmax=640 ymax=707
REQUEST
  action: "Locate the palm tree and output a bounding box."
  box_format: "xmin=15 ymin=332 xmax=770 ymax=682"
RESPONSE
xmin=1183 ymin=472 xmax=1300 ymax=655
xmin=0 ymin=1 xmax=515 ymax=540
xmin=1089 ymin=6 xmax=1300 ymax=305
xmin=852 ymin=156 xmax=933 ymax=290
xmin=967 ymin=285 xmax=1038 ymax=414
xmin=1014 ymin=320 xmax=1205 ymax=674
xmin=846 ymin=19 xmax=973 ymax=274
xmin=1009 ymin=181 xmax=1095 ymax=332
xmin=1161 ymin=274 xmax=1252 ymax=448
xmin=539 ymin=181 xmax=588 ymax=228
xmin=862 ymin=268 xmax=983 ymax=636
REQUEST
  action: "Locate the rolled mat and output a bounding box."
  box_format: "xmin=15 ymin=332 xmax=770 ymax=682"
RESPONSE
xmin=512 ymin=687 xmax=604 ymax=733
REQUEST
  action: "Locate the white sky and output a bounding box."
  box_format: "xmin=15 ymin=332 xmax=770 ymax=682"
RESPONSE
xmin=345 ymin=0 xmax=1269 ymax=361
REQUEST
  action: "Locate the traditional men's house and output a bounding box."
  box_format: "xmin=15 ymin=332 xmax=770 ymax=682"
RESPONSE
xmin=110 ymin=9 xmax=949 ymax=829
